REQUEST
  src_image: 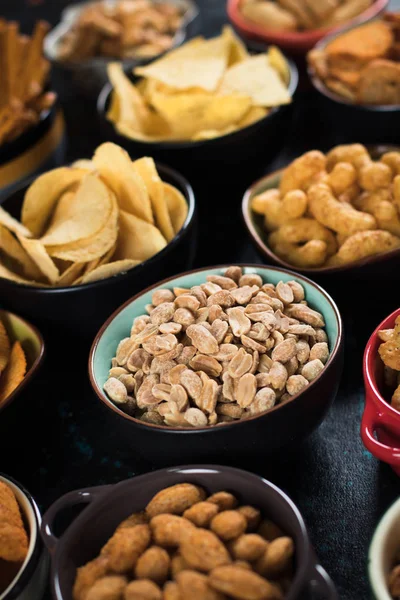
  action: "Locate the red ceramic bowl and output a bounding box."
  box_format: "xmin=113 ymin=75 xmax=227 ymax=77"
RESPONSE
xmin=227 ymin=0 xmax=388 ymax=54
xmin=361 ymin=308 xmax=400 ymax=475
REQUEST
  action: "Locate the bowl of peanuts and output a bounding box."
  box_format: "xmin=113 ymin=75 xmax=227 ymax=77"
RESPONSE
xmin=40 ymin=465 xmax=338 ymax=599
xmin=361 ymin=307 xmax=400 ymax=475
xmin=243 ymin=144 xmax=400 ymax=281
xmin=369 ymin=496 xmax=400 ymax=600
xmin=89 ymin=264 xmax=343 ymax=463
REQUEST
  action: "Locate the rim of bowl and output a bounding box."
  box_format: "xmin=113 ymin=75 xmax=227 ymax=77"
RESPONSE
xmin=0 ymin=474 xmax=42 ymax=600
xmin=369 ymin=496 xmax=400 ymax=600
xmin=0 ymin=162 xmax=195 ymax=293
xmin=227 ymin=0 xmax=388 ymax=45
xmin=363 ymin=307 xmax=400 ymax=420
xmin=242 ymin=167 xmax=400 ymax=275
xmin=96 ymin=53 xmax=299 ymax=150
xmin=89 ymin=263 xmax=343 ymax=433
xmin=308 ymin=11 xmax=400 ymax=111
xmin=0 ymin=310 xmax=45 ymax=415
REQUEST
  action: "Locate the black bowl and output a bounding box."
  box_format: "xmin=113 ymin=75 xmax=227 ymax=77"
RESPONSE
xmin=40 ymin=465 xmax=338 ymax=600
xmin=89 ymin=264 xmax=344 ymax=465
xmin=0 ymin=102 xmax=66 ymax=201
xmin=96 ymin=57 xmax=299 ymax=180
xmin=0 ymin=164 xmax=196 ymax=338
xmin=308 ymin=22 xmax=400 ymax=145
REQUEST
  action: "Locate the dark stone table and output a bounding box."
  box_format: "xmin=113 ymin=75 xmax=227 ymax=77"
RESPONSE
xmin=1 ymin=1 xmax=400 ymax=599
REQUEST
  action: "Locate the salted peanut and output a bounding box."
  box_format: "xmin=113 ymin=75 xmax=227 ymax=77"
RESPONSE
xmin=186 ymin=324 xmax=219 ymax=354
xmin=286 ymin=375 xmax=309 ymax=395
xmin=241 ymin=335 xmax=266 ymax=354
xmin=210 ymin=511 xmax=247 ymax=541
xmin=169 ymin=385 xmax=188 ymax=411
xmin=272 ymin=330 xmax=284 ymax=346
xmin=174 ymin=294 xmax=200 ymax=312
xmin=207 ymin=275 xmax=238 ymax=290
xmin=209 ymin=565 xmax=283 ymax=600
xmin=131 ymin=315 xmax=151 ymax=335
xmin=152 ymin=383 xmax=172 ymax=402
xmin=296 ymin=340 xmax=310 ymax=364
xmin=257 ymin=520 xmax=284 ymax=542
xmin=163 ymin=581 xmax=181 ymax=600
xmin=222 ymin=372 xmax=235 ymax=401
xmin=73 ymin=557 xmax=110 ymax=600
xmin=198 ymin=379 xmax=219 ymax=414
xmin=180 ymin=528 xmax=231 ymax=571
xmin=275 ymin=281 xmax=294 ymax=305
xmin=150 ymin=303 xmax=175 ymax=326
xmin=315 ymin=328 xmax=328 ymax=343
xmin=116 ymin=337 xmax=140 ymax=365
xmin=229 ymin=534 xmax=268 ymax=561
xmin=228 ymin=348 xmax=253 ymax=378
xmin=207 ymin=290 xmax=235 ymax=308
xmin=184 ymin=501 xmax=219 ymax=527
xmin=118 ymin=512 xmax=148 ymax=530
xmin=174 ymin=287 xmax=189 ymax=296
xmin=258 ymin=354 xmax=273 ymax=373
xmin=179 ymin=369 xmax=202 ymax=402
xmin=248 ymin=322 xmax=270 ymax=342
xmin=212 ymin=344 xmax=239 ymax=362
xmin=104 ymin=377 xmax=129 ymax=404
xmin=248 ymin=388 xmax=276 ymax=415
xmin=146 ymin=305 xmax=155 ymax=315
xmin=208 ymin=305 xmax=225 ymax=323
xmin=287 ymin=323 xmax=315 ymax=336
xmin=125 ymin=579 xmax=162 ymax=600
xmin=185 ymin=407 xmax=208 ymax=427
xmin=118 ymin=373 xmax=136 ymax=393
xmin=146 ymin=484 xmax=205 ymax=517
xmin=135 ymin=546 xmax=170 ymax=584
xmin=151 ymin=514 xmax=195 ymax=547
xmin=231 ymin=285 xmax=259 ymax=305
xmin=237 ymin=506 xmax=261 ymax=531
xmin=301 ymin=359 xmax=324 ymax=381
xmin=191 ymin=286 xmax=208 ymax=307
xmin=227 ymin=307 xmax=251 ymax=336
xmin=209 ymin=412 xmax=218 ymax=425
xmin=176 ymin=570 xmax=225 ymax=600
xmin=255 ymin=537 xmax=294 ymax=579
xmin=268 ymin=362 xmax=287 ymax=390
xmin=171 ymin=553 xmax=191 ymax=577
xmin=101 ymin=525 xmax=151 ymax=572
xmin=110 ymin=366 xmax=129 ymax=378
xmin=235 ymin=373 xmax=257 ymax=408
xmin=255 ymin=373 xmax=270 ymax=388
xmin=168 ymin=364 xmax=187 ymax=384
xmin=141 ymin=411 xmax=164 ymax=425
xmin=207 ymin=492 xmax=238 ymax=511
xmin=224 ymin=266 xmax=243 ymax=282
xmin=286 ymin=304 xmax=325 ymax=328
xmin=173 ymin=308 xmax=195 ymax=328
xmin=152 ymin=289 xmax=175 ymax=306
xmin=239 ymin=274 xmax=263 ymax=287
xmin=216 ymin=403 xmax=243 ymax=419
xmin=86 ymin=575 xmax=127 ymax=600
xmin=156 ymin=334 xmax=178 ymax=353
xmin=190 ymin=355 xmax=222 ymax=378
xmin=202 ymin=282 xmax=222 ymax=296
xmin=309 ymin=342 xmax=329 ymax=363
xmin=210 ymin=319 xmax=229 ymax=343
xmin=271 ymin=338 xmax=296 ymax=363
xmin=284 ymin=356 xmax=298 ymax=377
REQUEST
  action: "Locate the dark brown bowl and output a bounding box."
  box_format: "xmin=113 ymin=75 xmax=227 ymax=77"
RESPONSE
xmin=242 ymin=165 xmax=400 ymax=283
xmin=40 ymin=465 xmax=338 ymax=599
xmin=89 ymin=264 xmax=344 ymax=464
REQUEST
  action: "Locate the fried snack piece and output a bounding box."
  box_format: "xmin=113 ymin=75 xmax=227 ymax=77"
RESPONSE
xmin=358 ymin=59 xmax=400 ymax=105
xmin=279 ymin=150 xmax=326 ymax=196
xmin=307 ymin=183 xmax=376 ymax=235
xmin=85 ymin=575 xmax=127 ymax=600
xmin=251 ymin=188 xmax=307 ymax=231
xmin=241 ymin=2 xmax=297 ymax=31
xmin=326 ymin=143 xmax=369 ymax=171
xmin=379 ymin=316 xmax=400 ymax=371
xmin=381 ymin=151 xmax=400 ymax=175
xmin=269 ymin=238 xmax=328 ymax=268
xmin=100 ymin=525 xmax=151 ymax=573
xmin=269 ymin=218 xmax=337 ymax=256
xmin=327 ymin=162 xmax=357 ymax=195
xmin=327 ymin=230 xmax=400 ymax=266
xmin=353 ymin=189 xmax=400 ymax=236
xmin=0 ymin=341 xmax=27 ymax=404
xmin=358 ymin=160 xmax=393 ymax=192
xmin=73 ymin=557 xmax=110 ymax=600
xmin=281 ymin=190 xmax=308 ymax=219
xmin=325 ymin=21 xmax=393 ymax=64
xmin=0 ymin=522 xmax=28 ymax=562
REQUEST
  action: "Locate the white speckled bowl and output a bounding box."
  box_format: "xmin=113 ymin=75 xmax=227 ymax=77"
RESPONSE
xmin=369 ymin=497 xmax=400 ymax=600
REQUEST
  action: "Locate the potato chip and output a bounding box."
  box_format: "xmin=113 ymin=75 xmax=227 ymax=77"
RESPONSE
xmin=93 ymin=142 xmax=154 ymax=223
xmin=236 ymin=106 xmax=269 ymax=128
xmin=17 ymin=236 xmax=60 ymax=284
xmin=0 ymin=207 xmax=32 ymax=239
xmin=71 ymin=159 xmax=97 ymax=172
xmin=84 ymin=243 xmax=117 ymax=276
xmin=46 ymin=192 xmax=119 ymax=262
xmin=268 ymin=46 xmax=291 ymax=86
xmin=133 ymin=157 xmax=174 ymax=242
xmin=21 ymin=167 xmax=86 ymax=237
xmin=107 ymin=63 xmax=151 ymax=132
xmin=135 ymin=34 xmax=230 ymax=92
xmin=56 ymin=262 xmax=86 ymax=286
xmin=114 ymin=210 xmax=167 ymax=262
xmin=163 ymin=182 xmax=188 ymax=233
xmin=0 ymin=263 xmax=46 ymax=286
xmin=0 ymin=320 xmax=10 ymax=374
xmin=80 ymin=259 xmax=140 ymax=284
xmin=0 ymin=225 xmax=42 ymax=280
xmin=223 ymin=25 xmax=249 ymax=66
xmin=40 ymin=174 xmax=112 ymax=245
xmin=0 ymin=341 xmax=27 ymax=404
xmin=150 ymin=91 xmax=252 ymax=139
xmin=218 ymin=54 xmax=291 ymax=107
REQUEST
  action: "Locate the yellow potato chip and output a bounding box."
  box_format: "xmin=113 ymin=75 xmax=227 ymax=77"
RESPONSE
xmin=71 ymin=159 xmax=97 ymax=172
xmin=57 ymin=262 xmax=86 ymax=286
xmin=17 ymin=236 xmax=60 ymax=284
xmin=223 ymin=25 xmax=250 ymax=66
xmin=0 ymin=206 xmax=32 ymax=239
xmin=236 ymin=106 xmax=269 ymax=128
xmin=135 ymin=34 xmax=230 ymax=92
xmin=45 ymin=191 xmax=76 ymax=231
xmin=21 ymin=167 xmax=86 ymax=237
xmin=150 ymin=91 xmax=252 ymax=139
xmin=84 ymin=243 xmax=117 ymax=276
xmin=0 ymin=320 xmax=10 ymax=374
xmin=40 ymin=174 xmax=112 ymax=246
xmin=163 ymin=182 xmax=188 ymax=233
xmin=0 ymin=341 xmax=27 ymax=404
xmin=218 ymin=54 xmax=291 ymax=107
xmin=114 ymin=210 xmax=167 ymax=262
xmin=46 ymin=193 xmax=119 ymax=262
xmin=80 ymin=259 xmax=140 ymax=284
xmin=107 ymin=63 xmax=151 ymax=131
xmin=93 ymin=143 xmax=153 ymax=223
xmin=0 ymin=263 xmax=47 ymax=286
xmin=268 ymin=46 xmax=291 ymax=86
xmin=0 ymin=225 xmax=42 ymax=280
xmin=133 ymin=157 xmax=174 ymax=242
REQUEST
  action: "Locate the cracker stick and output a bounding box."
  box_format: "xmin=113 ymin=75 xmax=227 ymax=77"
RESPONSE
xmin=21 ymin=20 xmax=50 ymax=102
xmin=0 ymin=22 xmax=9 ymax=110
xmin=6 ymin=22 xmax=19 ymax=100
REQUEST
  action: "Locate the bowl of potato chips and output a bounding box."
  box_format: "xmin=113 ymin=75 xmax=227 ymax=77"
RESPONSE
xmin=97 ymin=26 xmax=298 ymax=174
xmin=0 ymin=142 xmax=195 ymax=335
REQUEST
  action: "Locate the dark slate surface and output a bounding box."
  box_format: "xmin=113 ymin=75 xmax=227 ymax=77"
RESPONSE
xmin=1 ymin=1 xmax=400 ymax=599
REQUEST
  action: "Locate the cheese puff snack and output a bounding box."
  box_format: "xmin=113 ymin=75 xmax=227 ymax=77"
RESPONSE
xmin=378 ymin=316 xmax=400 ymax=411
xmin=250 ymin=144 xmax=400 ymax=269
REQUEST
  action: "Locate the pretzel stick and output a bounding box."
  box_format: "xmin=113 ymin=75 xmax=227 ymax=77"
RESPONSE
xmin=13 ymin=35 xmax=29 ymax=102
xmin=0 ymin=22 xmax=9 ymax=109
xmin=6 ymin=22 xmax=19 ymax=101
xmin=20 ymin=20 xmax=50 ymax=102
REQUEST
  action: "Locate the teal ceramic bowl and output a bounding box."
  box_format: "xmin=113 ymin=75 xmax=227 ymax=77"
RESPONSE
xmin=89 ymin=264 xmax=343 ymax=464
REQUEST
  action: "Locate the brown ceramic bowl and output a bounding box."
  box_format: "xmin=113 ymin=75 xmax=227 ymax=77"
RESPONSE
xmin=40 ymin=465 xmax=338 ymax=599
xmin=89 ymin=264 xmax=344 ymax=464
xmin=242 ymin=157 xmax=400 ymax=282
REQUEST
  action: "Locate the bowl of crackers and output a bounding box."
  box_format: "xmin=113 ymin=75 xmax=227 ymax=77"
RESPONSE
xmin=40 ymin=465 xmax=338 ymax=600
xmin=0 ymin=142 xmax=195 ymax=335
xmin=89 ymin=264 xmax=343 ymax=463
xmin=0 ymin=20 xmax=65 ymax=199
xmin=308 ymin=13 xmax=400 ymax=143
xmin=369 ymin=496 xmax=400 ymax=600
xmin=361 ymin=307 xmax=400 ymax=476
xmin=243 ymin=143 xmax=400 ymax=280
xmin=0 ymin=473 xmax=48 ymax=600
xmin=96 ymin=26 xmax=298 ymax=174
xmin=227 ymin=0 xmax=388 ymax=54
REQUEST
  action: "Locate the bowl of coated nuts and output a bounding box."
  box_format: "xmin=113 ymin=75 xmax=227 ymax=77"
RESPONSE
xmin=89 ymin=264 xmax=344 ymax=464
xmin=40 ymin=465 xmax=339 ymax=600
xmin=369 ymin=496 xmax=400 ymax=600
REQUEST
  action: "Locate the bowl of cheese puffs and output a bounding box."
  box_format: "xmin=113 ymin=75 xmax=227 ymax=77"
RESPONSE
xmin=361 ymin=307 xmax=400 ymax=476
xmin=243 ymin=143 xmax=400 ymax=281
